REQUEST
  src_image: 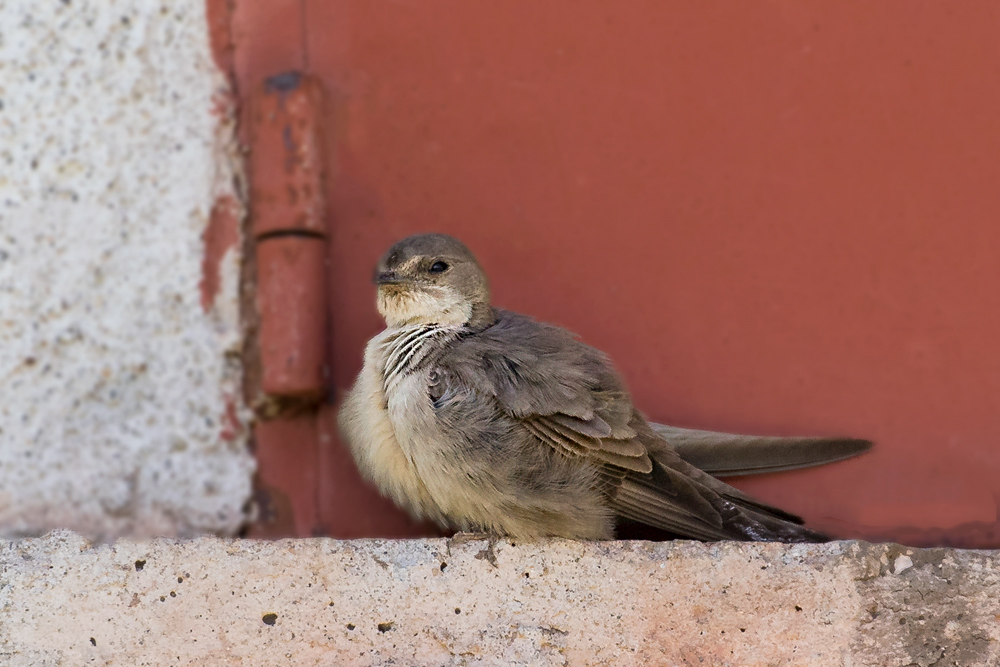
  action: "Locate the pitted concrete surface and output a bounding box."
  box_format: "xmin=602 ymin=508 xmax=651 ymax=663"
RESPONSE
xmin=0 ymin=532 xmax=997 ymax=666
xmin=0 ymin=1 xmax=253 ymax=537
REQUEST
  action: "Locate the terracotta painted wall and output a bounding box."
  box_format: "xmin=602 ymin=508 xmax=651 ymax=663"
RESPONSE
xmin=231 ymin=1 xmax=1000 ymax=546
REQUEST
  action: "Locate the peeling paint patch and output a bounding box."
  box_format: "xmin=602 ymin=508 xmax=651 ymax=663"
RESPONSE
xmin=200 ymin=195 xmax=242 ymax=313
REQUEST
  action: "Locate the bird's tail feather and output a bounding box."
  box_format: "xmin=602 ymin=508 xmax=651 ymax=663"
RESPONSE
xmin=650 ymin=423 xmax=872 ymax=478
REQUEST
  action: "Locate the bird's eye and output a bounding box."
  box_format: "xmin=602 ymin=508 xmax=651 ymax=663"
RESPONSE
xmin=429 ymin=261 xmax=449 ymax=273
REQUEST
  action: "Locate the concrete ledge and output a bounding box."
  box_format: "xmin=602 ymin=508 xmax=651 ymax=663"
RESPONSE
xmin=1 ymin=532 xmax=998 ymax=665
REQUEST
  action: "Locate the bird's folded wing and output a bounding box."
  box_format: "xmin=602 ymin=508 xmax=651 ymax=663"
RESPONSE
xmin=439 ymin=310 xmax=832 ymax=541
xmin=439 ymin=310 xmax=654 ymax=473
xmin=441 ymin=313 xmax=757 ymax=538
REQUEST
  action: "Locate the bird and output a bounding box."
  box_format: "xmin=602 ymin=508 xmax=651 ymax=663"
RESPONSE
xmin=338 ymin=233 xmax=871 ymax=542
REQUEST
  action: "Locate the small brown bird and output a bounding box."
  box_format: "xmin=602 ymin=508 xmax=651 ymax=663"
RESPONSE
xmin=339 ymin=233 xmax=871 ymax=542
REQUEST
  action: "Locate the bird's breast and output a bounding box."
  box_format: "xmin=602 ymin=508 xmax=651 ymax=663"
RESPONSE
xmin=377 ymin=324 xmax=463 ymax=463
xmin=378 ymin=324 xmax=459 ymax=391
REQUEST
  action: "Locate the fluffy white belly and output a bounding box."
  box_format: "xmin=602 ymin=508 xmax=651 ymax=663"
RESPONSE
xmin=343 ymin=324 xmax=475 ymax=526
xmin=384 ymin=371 xmax=482 ymax=518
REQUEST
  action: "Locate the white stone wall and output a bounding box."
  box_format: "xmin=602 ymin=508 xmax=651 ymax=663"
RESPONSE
xmin=0 ymin=0 xmax=254 ymax=538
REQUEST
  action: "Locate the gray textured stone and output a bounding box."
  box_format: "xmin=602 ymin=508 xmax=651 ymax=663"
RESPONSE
xmin=1 ymin=531 xmax=997 ymax=665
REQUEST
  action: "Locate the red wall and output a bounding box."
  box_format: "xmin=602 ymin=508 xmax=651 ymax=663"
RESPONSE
xmin=232 ymin=1 xmax=1000 ymax=546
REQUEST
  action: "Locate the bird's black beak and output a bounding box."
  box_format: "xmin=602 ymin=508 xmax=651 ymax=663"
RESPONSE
xmin=375 ymin=270 xmax=403 ymax=285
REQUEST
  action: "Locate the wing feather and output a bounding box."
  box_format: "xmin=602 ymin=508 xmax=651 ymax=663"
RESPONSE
xmin=435 ymin=309 xmax=852 ymax=542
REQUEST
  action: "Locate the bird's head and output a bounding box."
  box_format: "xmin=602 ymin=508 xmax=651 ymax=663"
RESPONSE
xmin=374 ymin=233 xmax=493 ymax=328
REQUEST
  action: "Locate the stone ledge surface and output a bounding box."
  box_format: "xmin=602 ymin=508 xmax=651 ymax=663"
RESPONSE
xmin=1 ymin=531 xmax=997 ymax=666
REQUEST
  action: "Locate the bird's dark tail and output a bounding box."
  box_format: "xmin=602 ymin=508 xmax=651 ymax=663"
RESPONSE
xmin=650 ymin=423 xmax=872 ymax=478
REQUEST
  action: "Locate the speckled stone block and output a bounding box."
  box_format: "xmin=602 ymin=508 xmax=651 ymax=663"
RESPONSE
xmin=0 ymin=1 xmax=253 ymax=537
xmin=0 ymin=532 xmax=997 ymax=665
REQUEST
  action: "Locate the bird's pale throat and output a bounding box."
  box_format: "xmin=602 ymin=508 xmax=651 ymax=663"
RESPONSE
xmin=377 ymin=284 xmax=475 ymax=327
